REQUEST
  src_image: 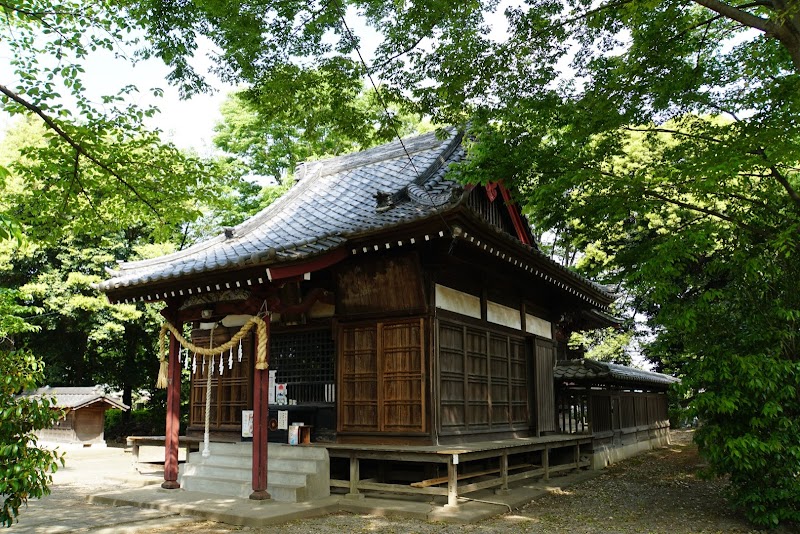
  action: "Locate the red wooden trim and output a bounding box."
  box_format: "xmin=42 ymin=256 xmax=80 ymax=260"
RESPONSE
xmin=499 ymin=184 xmax=532 ymax=246
xmin=162 ymin=315 xmax=182 ymax=489
xmin=266 ymin=248 xmax=349 ymax=281
xmin=250 ymin=321 xmax=271 ymax=500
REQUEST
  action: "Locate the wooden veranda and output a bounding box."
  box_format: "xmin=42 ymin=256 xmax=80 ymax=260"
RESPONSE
xmin=320 ymin=433 xmax=592 ymax=507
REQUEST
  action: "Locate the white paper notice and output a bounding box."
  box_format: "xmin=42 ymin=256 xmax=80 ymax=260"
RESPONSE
xmin=277 ymin=410 xmax=288 ymax=430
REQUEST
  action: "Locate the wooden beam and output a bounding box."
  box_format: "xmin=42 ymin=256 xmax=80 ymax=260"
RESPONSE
xmin=411 ymin=462 xmax=533 ymax=488
xmin=266 ymin=248 xmax=348 ymax=281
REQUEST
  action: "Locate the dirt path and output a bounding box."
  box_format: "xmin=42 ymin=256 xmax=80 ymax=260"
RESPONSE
xmin=142 ymin=430 xmax=798 ymax=533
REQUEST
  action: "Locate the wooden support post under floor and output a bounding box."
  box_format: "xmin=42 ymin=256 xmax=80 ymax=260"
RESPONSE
xmin=543 ymin=445 xmax=550 ymax=481
xmin=346 ymin=453 xmax=363 ymax=499
xmin=446 ymin=455 xmax=459 ymax=508
xmin=495 ymin=451 xmax=510 ymax=495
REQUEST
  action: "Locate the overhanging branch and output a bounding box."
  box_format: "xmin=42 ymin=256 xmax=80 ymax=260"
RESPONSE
xmin=691 ymin=0 xmax=775 ymax=34
xmin=0 ymin=83 xmax=163 ymax=221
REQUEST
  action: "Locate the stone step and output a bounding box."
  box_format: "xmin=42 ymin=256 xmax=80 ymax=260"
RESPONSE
xmin=186 ymin=453 xmax=324 ymax=475
xmin=179 ymin=474 xmax=306 ymax=502
xmin=199 ymin=441 xmax=327 ymax=461
xmin=187 ymin=452 xmax=324 ymax=474
xmin=180 ymin=463 xmax=311 ymax=486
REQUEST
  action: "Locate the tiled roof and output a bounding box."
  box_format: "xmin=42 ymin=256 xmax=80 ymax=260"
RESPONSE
xmin=19 ymin=386 xmax=129 ymax=411
xmin=97 ymin=128 xmax=614 ymax=304
xmin=98 ymin=129 xmax=465 ymax=293
xmin=554 ymin=359 xmax=679 ymax=388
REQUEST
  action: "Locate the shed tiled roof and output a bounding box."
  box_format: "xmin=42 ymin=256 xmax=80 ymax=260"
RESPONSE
xmin=19 ymin=386 xmax=129 ymax=411
xmin=554 ymin=359 xmax=679 ymax=388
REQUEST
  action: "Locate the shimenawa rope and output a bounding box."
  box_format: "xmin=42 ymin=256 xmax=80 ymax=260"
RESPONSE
xmin=156 ymin=315 xmax=268 ymax=388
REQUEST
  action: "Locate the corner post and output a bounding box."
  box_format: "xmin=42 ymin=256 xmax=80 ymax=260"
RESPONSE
xmin=250 ymin=318 xmax=271 ymax=500
xmin=162 ymin=306 xmax=182 ymax=489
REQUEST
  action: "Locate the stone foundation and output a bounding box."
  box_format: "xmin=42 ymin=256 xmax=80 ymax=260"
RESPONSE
xmin=590 ymin=426 xmax=671 ymax=470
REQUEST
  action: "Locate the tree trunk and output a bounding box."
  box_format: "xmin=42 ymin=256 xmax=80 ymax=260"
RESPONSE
xmin=122 ymin=383 xmax=133 ymax=422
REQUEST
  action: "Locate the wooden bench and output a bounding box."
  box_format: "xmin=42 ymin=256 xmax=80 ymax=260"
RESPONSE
xmin=126 ymin=436 xmax=202 ymax=472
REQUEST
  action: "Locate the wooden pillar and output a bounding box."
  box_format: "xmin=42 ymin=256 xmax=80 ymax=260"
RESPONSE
xmin=250 ymin=322 xmax=271 ymax=500
xmin=495 ymin=451 xmax=510 ymax=495
xmin=543 ymin=445 xmax=550 ymax=481
xmin=162 ymin=315 xmax=182 ymax=489
xmin=346 ymin=453 xmax=363 ymax=499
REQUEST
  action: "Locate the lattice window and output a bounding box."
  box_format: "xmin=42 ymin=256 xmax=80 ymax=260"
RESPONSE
xmin=271 ymin=329 xmax=335 ymax=404
xmin=438 ymin=319 xmax=530 ymax=434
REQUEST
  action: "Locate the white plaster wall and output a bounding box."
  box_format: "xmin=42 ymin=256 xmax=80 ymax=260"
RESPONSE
xmin=525 ymin=313 xmax=552 ymax=339
xmin=487 ymin=301 xmax=521 ymax=330
xmin=435 ymin=284 xmax=481 ymax=319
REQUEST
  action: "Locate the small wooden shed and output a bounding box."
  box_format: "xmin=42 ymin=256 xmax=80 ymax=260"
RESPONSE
xmin=21 ymin=386 xmax=129 ymax=447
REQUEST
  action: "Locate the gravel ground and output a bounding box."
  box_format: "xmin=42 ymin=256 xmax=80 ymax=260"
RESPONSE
xmin=140 ymin=430 xmax=799 ymax=534
xmin=12 ymin=431 xmax=797 ymax=533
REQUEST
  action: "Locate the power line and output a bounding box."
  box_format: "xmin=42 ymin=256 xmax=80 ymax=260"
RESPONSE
xmin=336 ymin=7 xmax=453 ymax=237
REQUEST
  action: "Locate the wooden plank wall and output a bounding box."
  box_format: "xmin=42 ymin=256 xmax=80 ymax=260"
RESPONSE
xmin=335 ymin=254 xmax=425 ymax=316
xmin=534 ymin=338 xmax=557 ymax=434
xmin=189 ymin=328 xmax=253 ymax=430
xmin=563 ymin=390 xmax=670 ymax=434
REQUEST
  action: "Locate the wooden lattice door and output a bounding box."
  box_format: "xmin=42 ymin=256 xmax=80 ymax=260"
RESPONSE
xmin=189 ymin=327 xmax=253 ymax=431
xmin=338 ymin=318 xmax=426 ymax=434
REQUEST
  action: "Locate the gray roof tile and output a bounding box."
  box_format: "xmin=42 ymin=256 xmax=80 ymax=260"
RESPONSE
xmin=98 ymin=129 xmax=611 ymax=303
xmin=18 ymin=386 xmax=129 ymax=411
xmin=554 ymin=359 xmax=679 ymax=388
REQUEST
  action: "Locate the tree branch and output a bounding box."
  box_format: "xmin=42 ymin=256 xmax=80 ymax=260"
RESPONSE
xmin=750 ymin=147 xmax=800 ymax=211
xmin=0 ymin=83 xmax=163 ymax=221
xmin=623 ymin=126 xmax=725 ymax=145
xmin=691 ymin=0 xmax=775 ymax=34
xmin=640 ymin=187 xmax=767 ymax=236
xmin=768 ymin=166 xmax=800 ymax=210
xmin=373 ymin=35 xmax=426 ymax=70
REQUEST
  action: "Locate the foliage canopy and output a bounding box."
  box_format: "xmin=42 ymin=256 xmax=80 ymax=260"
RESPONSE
xmin=1 ymin=0 xmax=799 ymax=526
xmin=125 ymin=0 xmax=800 ymax=525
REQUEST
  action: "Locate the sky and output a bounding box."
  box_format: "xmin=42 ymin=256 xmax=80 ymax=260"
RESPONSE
xmin=0 ymin=5 xmax=510 ymax=153
xmin=0 ymin=36 xmax=230 ymax=154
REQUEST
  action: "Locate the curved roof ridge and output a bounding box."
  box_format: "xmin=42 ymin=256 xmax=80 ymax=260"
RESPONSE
xmin=114 ymin=129 xmax=460 ymax=275
xmin=295 ymin=127 xmax=456 ymax=180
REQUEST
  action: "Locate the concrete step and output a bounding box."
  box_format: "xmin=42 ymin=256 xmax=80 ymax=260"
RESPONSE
xmin=186 ymin=453 xmax=323 ymax=475
xmin=180 ymin=475 xmax=250 ymax=499
xmin=179 ymin=474 xmax=307 ymax=502
xmin=186 ymin=453 xmax=324 ymax=475
xmin=179 ymin=441 xmax=330 ymax=503
xmin=199 ymin=442 xmax=327 ymax=461
xmin=180 ymin=463 xmax=311 ymax=486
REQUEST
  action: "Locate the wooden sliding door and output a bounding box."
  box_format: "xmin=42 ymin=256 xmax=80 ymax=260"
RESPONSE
xmin=338 ymin=318 xmax=426 ymax=434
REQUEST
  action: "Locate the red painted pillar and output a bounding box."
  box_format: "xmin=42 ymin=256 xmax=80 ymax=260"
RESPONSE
xmin=162 ymin=319 xmax=182 ymax=489
xmin=250 ymin=322 xmax=271 ymax=500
